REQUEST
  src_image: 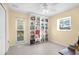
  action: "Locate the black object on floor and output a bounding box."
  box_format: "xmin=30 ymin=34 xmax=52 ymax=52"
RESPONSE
xmin=30 ymin=39 xmax=35 ymax=45
xmin=30 ymin=34 xmax=35 ymax=45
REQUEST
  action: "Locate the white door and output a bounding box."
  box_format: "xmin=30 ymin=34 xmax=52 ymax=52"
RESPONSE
xmin=0 ymin=4 xmax=5 ymax=55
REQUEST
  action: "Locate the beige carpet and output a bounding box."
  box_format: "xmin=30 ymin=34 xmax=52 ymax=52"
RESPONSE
xmin=6 ymin=42 xmax=65 ymax=55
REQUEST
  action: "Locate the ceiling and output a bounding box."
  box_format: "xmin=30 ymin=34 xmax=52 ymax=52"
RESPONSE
xmin=7 ymin=3 xmax=79 ymax=17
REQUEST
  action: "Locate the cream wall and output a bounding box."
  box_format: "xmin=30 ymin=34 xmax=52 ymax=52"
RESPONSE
xmin=48 ymin=6 xmax=79 ymax=46
xmin=8 ymin=9 xmax=29 ymax=46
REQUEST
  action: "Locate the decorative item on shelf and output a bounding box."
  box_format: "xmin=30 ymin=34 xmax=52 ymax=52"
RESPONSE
xmin=41 ymin=23 xmax=44 ymax=30
xmin=45 ymin=26 xmax=48 ymax=29
xmin=35 ymin=34 xmax=40 ymax=42
xmin=36 ymin=22 xmax=40 ymax=26
xmin=41 ymin=23 xmax=44 ymax=25
xmin=37 ymin=17 xmax=40 ymax=21
xmin=45 ymin=34 xmax=48 ymax=41
xmin=41 ymin=25 xmax=44 ymax=30
xmin=45 ymin=19 xmax=48 ymax=22
xmin=36 ymin=17 xmax=40 ymax=24
xmin=41 ymin=34 xmax=44 ymax=42
xmin=45 ymin=24 xmax=47 ymax=26
xmin=41 ymin=19 xmax=44 ymax=22
xmin=35 ymin=26 xmax=40 ymax=30
xmin=45 ymin=29 xmax=48 ymax=34
xmin=31 ymin=22 xmax=34 ymax=25
xmin=35 ymin=27 xmax=40 ymax=37
xmin=31 ymin=16 xmax=35 ymax=20
xmin=30 ymin=31 xmax=34 ymax=35
xmin=30 ymin=25 xmax=35 ymax=30
xmin=37 ymin=24 xmax=40 ymax=27
xmin=30 ymin=21 xmax=35 ymax=30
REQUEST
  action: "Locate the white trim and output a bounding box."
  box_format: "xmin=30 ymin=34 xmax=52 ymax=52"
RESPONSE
xmin=16 ymin=17 xmax=25 ymax=44
xmin=0 ymin=4 xmax=6 ymax=55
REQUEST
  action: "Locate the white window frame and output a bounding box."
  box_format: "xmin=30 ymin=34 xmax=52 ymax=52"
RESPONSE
xmin=16 ymin=17 xmax=25 ymax=44
xmin=57 ymin=16 xmax=71 ymax=31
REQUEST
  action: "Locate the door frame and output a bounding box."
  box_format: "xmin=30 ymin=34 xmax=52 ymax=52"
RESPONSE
xmin=0 ymin=4 xmax=6 ymax=54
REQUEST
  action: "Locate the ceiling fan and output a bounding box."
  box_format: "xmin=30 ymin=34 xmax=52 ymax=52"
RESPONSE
xmin=40 ymin=3 xmax=57 ymax=14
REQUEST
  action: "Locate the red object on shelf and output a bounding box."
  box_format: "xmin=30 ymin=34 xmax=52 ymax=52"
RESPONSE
xmin=35 ymin=30 xmax=40 ymax=35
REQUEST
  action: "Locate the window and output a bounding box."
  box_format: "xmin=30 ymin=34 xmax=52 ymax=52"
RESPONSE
xmin=57 ymin=16 xmax=71 ymax=31
xmin=17 ymin=19 xmax=24 ymax=30
xmin=16 ymin=17 xmax=24 ymax=42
